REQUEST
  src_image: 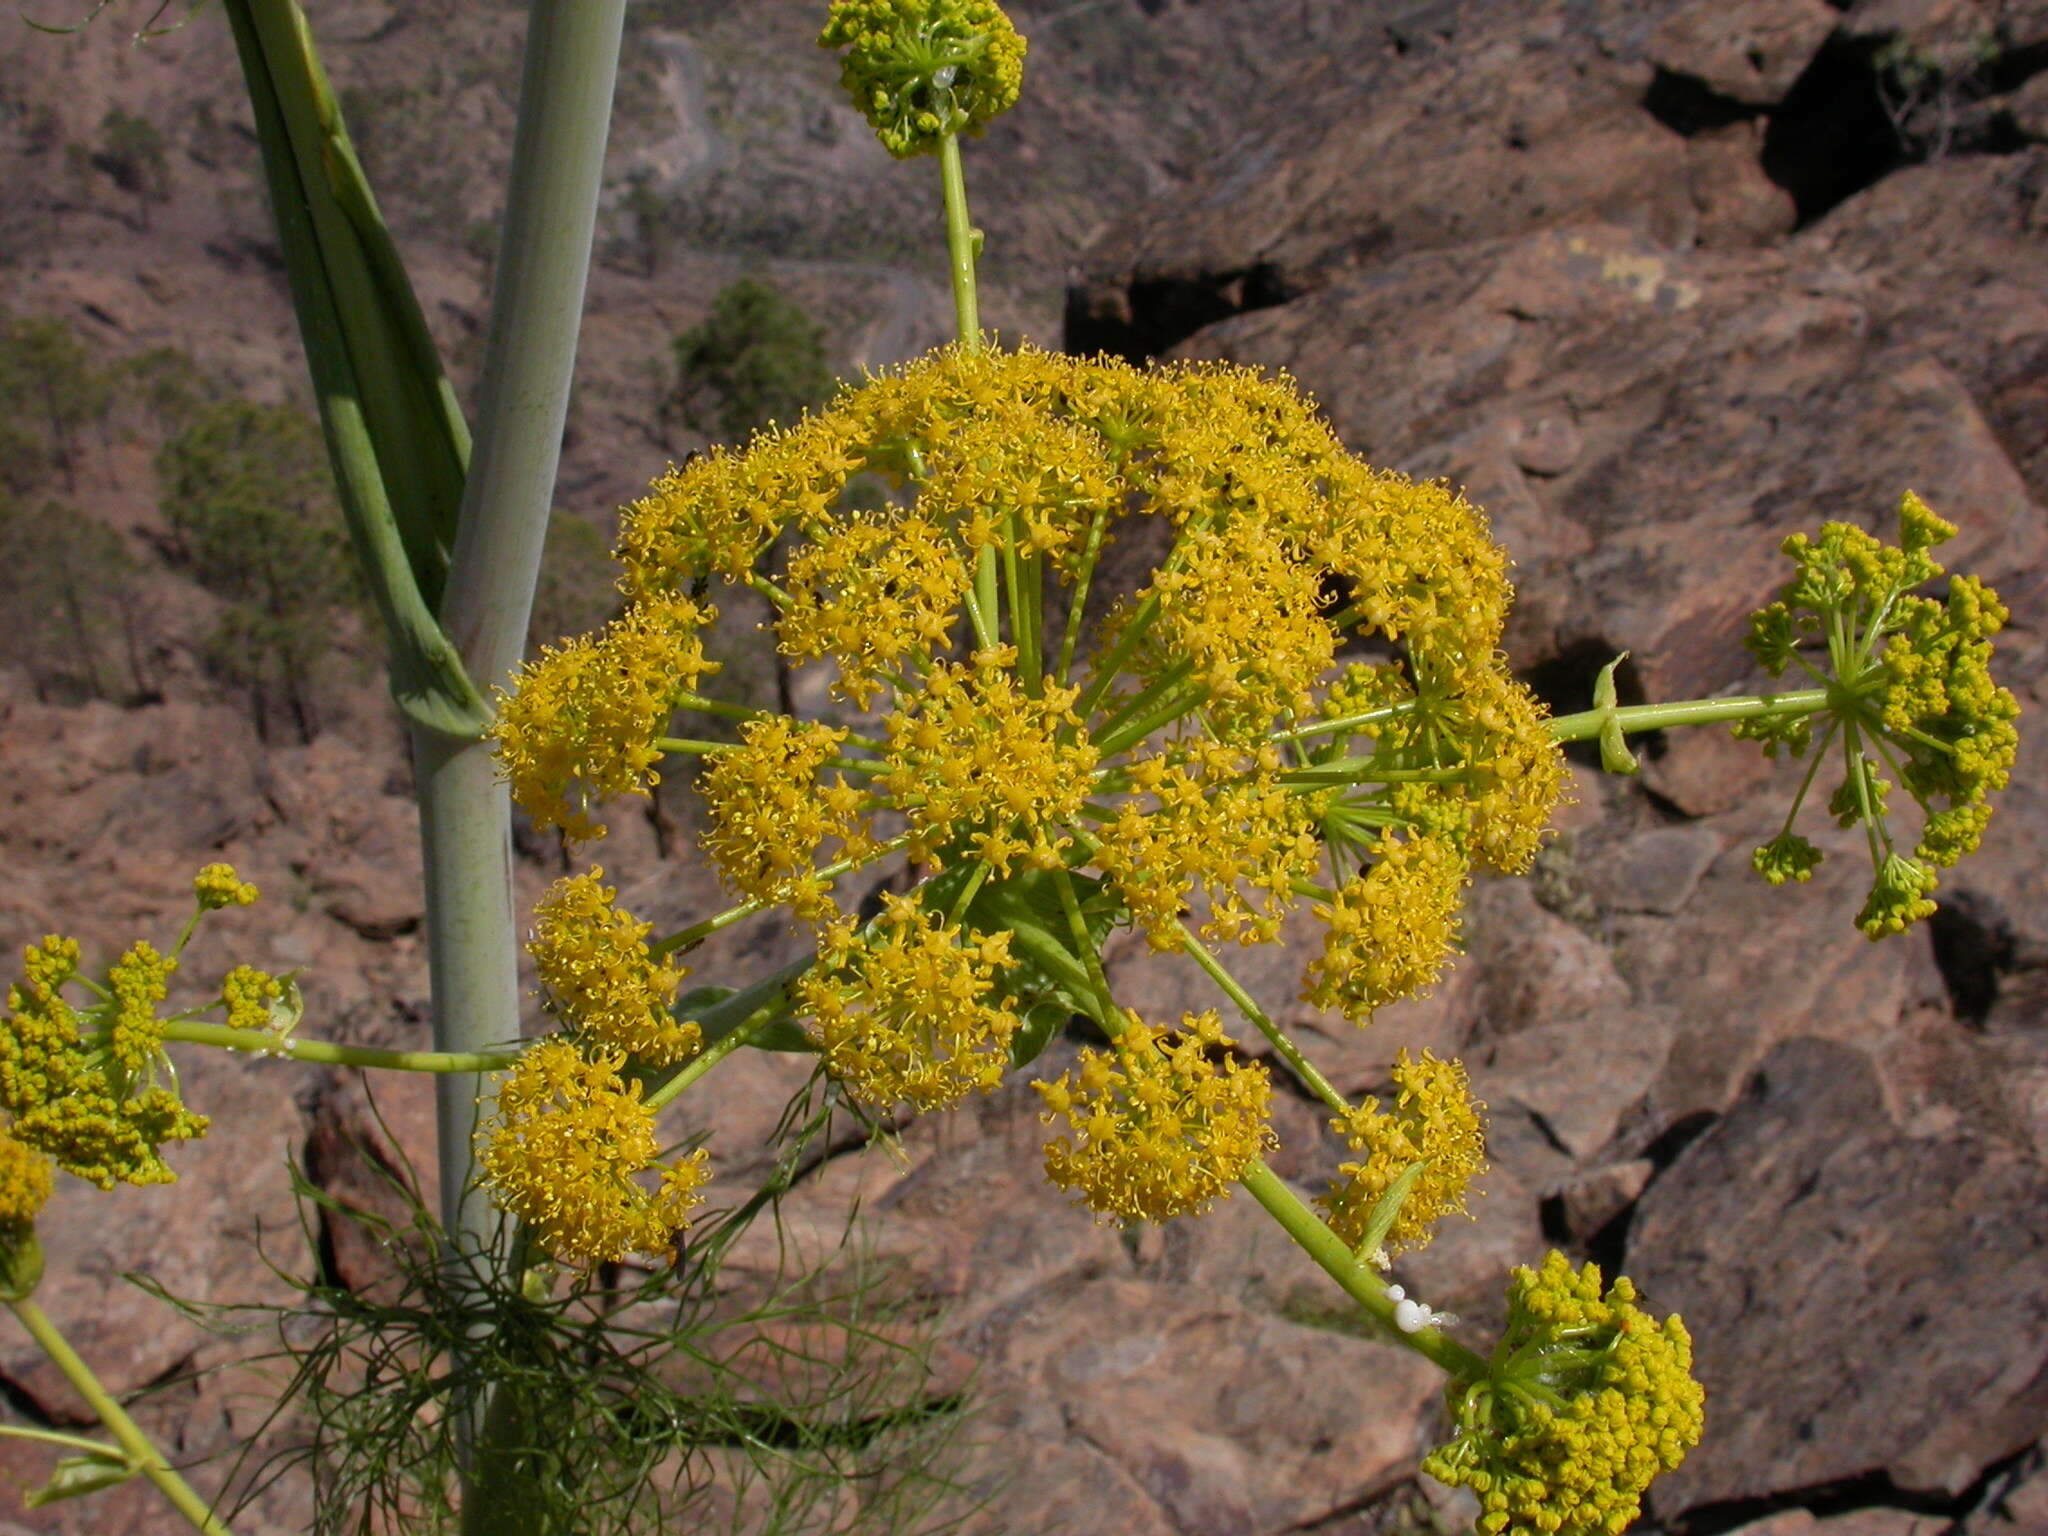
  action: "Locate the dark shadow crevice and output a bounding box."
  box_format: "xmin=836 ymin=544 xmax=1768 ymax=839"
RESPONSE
xmin=1063 ymin=261 xmax=1298 ymax=364
xmin=1662 ymin=1442 xmax=2034 ymax=1535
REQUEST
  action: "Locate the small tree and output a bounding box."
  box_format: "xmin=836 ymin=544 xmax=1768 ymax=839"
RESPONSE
xmin=94 ymin=108 xmax=173 ymax=229
xmin=668 ymin=278 xmax=835 ymax=443
xmin=0 ymin=494 xmax=145 ymax=703
xmin=154 ymin=398 xmax=356 ymax=741
xmin=0 ymin=308 xmax=110 ymax=493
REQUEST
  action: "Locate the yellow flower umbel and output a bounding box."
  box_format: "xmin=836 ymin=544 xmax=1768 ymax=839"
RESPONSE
xmin=1424 ymin=1252 xmax=1705 ymax=1536
xmin=476 ymin=1037 xmax=709 ymax=1268
xmin=530 ymin=868 xmax=698 ymax=1068
xmin=797 ymin=892 xmax=1021 ymax=1113
xmin=0 ymin=934 xmax=208 ymax=1190
xmin=1033 ymin=1011 xmax=1275 ymax=1222
xmin=1304 ymin=833 xmax=1469 ymax=1023
xmin=1320 ymin=1049 xmax=1486 ymax=1257
xmin=498 ymin=341 xmax=1559 ymax=1139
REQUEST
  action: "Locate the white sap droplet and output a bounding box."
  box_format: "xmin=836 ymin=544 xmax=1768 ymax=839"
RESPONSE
xmin=1385 ymin=1284 xmax=1405 ymax=1302
xmin=1394 ymin=1298 xmax=1430 ymax=1334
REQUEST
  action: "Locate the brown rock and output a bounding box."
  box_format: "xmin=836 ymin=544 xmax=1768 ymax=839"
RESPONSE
xmin=1548 ymin=1156 xmax=1656 ymax=1238
xmin=1588 ymin=823 xmax=1726 ymax=915
xmin=1631 ymin=1037 xmax=2048 ymax=1505
xmin=1648 ymin=0 xmax=1842 ymax=105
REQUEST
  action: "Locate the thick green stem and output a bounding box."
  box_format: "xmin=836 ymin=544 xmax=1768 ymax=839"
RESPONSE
xmin=938 ymin=133 xmax=980 ymax=346
xmin=400 ymin=7 xmax=623 ymax=1532
xmin=1237 ymin=1163 xmax=1489 ymax=1381
xmin=8 ymin=1299 xmax=234 ymax=1536
xmin=162 ymin=1020 xmax=518 ymax=1073
xmin=1547 ymin=688 xmax=1829 ymax=744
xmin=420 ymin=0 xmax=624 ymax=1246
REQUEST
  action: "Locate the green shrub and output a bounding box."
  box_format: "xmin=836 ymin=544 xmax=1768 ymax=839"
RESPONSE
xmin=154 ymin=398 xmax=357 ymax=741
xmin=668 ymin=278 xmax=836 ymax=443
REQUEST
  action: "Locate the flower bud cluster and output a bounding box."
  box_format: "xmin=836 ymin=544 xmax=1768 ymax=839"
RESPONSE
xmin=1424 ymin=1251 xmax=1705 ymax=1536
xmin=1736 ymin=491 xmax=2018 ymax=938
xmin=819 ymin=0 xmax=1027 ymax=159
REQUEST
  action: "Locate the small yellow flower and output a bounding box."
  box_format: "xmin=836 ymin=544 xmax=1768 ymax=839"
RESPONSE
xmin=1034 ymin=1010 xmax=1274 ymax=1223
xmin=798 ymin=893 xmax=1021 ymax=1113
xmin=493 ymin=592 xmax=718 ymax=841
xmin=477 ymin=1037 xmax=709 ymax=1268
xmin=0 ymin=1127 xmax=53 ymax=1231
xmin=1303 ymin=832 xmax=1468 ymax=1022
xmin=699 ymin=717 xmax=876 ymax=924
xmin=1320 ymin=1049 xmax=1485 ymax=1255
xmin=530 ymin=868 xmax=696 ymax=1067
xmin=193 ymin=863 xmax=259 ymax=910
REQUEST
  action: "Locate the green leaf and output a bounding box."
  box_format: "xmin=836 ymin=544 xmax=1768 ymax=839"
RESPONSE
xmin=958 ymin=867 xmax=1123 ymax=1048
xmin=1592 ymin=652 xmax=1639 ymax=776
xmin=220 ymin=0 xmax=490 ymax=740
xmin=21 ymin=1446 xmax=139 ymax=1507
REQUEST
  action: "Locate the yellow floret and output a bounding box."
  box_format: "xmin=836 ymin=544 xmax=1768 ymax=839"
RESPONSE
xmin=797 ymin=893 xmax=1020 ymax=1113
xmin=105 ymin=941 xmax=175 ymax=1081
xmin=492 ymin=593 xmax=717 ymax=841
xmin=881 ymin=646 xmax=1096 ymax=874
xmin=698 ymin=717 xmax=875 ymax=923
xmin=1320 ymin=1048 xmax=1486 ymax=1255
xmin=1303 ymin=832 xmax=1469 ymax=1021
xmin=476 ymin=1037 xmax=709 ymax=1268
xmin=1034 ymin=1010 xmax=1274 ymax=1223
xmin=220 ymin=965 xmax=283 ymax=1033
xmin=529 ymin=868 xmax=697 ymax=1068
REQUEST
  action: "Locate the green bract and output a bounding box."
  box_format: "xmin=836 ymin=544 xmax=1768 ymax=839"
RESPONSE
xmin=1734 ymin=491 xmax=2019 ymax=938
xmin=819 ymin=0 xmax=1027 ymax=159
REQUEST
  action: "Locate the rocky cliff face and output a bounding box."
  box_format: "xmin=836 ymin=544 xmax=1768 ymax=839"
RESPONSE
xmin=1 ymin=1 xmax=2046 ymax=1533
